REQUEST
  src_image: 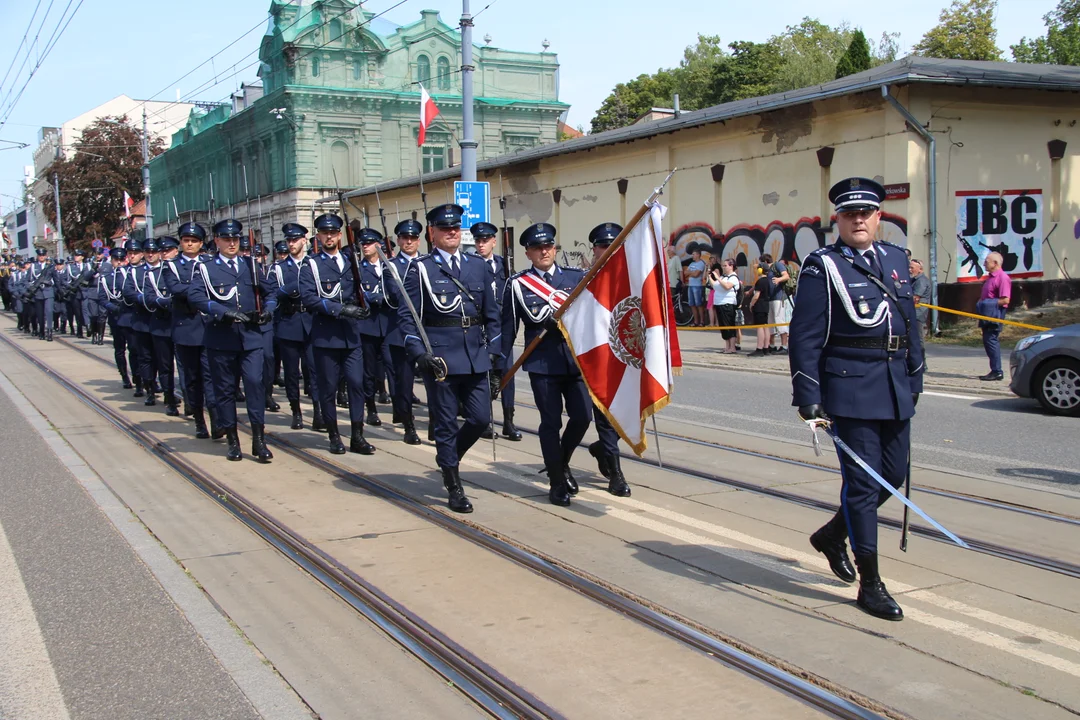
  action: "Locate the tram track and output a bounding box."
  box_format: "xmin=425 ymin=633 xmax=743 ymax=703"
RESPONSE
xmin=5 ymin=328 xmax=891 ymax=720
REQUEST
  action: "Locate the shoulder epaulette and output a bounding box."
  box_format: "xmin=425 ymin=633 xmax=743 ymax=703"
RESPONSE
xmin=879 ymin=240 xmax=906 ymax=251
xmin=510 ymin=268 xmax=530 ymax=279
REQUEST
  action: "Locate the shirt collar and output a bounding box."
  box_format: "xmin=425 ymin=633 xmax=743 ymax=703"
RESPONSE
xmin=532 ymin=264 xmax=557 ymax=277
xmin=436 ymin=247 xmax=461 ymax=265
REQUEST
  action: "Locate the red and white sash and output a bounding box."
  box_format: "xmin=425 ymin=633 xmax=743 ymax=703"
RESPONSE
xmin=516 ymin=270 xmax=568 ymax=309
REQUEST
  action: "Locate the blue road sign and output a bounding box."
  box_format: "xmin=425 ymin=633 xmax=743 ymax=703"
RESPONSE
xmin=454 ymin=181 xmax=490 ymax=229
xmin=91 ymin=239 xmax=103 ymax=249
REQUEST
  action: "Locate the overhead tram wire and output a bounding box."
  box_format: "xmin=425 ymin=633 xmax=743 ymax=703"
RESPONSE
xmin=0 ymin=0 xmax=73 ymax=119
xmin=0 ymin=0 xmax=47 ymax=98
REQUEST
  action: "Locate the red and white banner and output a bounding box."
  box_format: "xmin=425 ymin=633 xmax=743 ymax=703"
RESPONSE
xmin=123 ymin=191 xmax=134 ymax=219
xmin=559 ymin=203 xmax=682 ymax=455
xmin=417 ymin=85 xmax=440 ymax=147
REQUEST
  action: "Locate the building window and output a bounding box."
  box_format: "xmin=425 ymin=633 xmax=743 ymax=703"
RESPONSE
xmin=437 ymin=57 xmax=451 ymax=89
xmin=16 ymin=211 xmax=26 ymax=225
xmin=416 ymin=54 xmax=431 ymax=86
xmin=331 ymin=141 xmax=351 ymax=186
xmin=422 ymin=145 xmax=445 ymax=174
xmin=353 ymin=59 xmax=362 ymax=81
xmin=17 ymin=229 xmax=27 ymax=249
xmin=329 ymin=19 xmax=342 ymax=43
xmin=311 ymin=56 xmax=320 ymax=77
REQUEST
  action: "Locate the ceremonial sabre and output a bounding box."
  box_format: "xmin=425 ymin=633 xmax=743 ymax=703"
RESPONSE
xmin=371 ymin=244 xmax=447 ymax=382
xmin=807 ymin=420 xmax=969 ymax=550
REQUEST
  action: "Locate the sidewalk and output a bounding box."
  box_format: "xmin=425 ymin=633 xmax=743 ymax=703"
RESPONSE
xmin=677 ymin=328 xmax=1012 ymax=395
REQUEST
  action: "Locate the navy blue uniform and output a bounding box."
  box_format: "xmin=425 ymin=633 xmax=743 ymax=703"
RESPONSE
xmin=358 ymin=257 xmax=395 ymax=415
xmin=269 ymin=255 xmax=318 ymax=410
xmin=386 ymin=251 xmax=421 ymax=429
xmin=501 ymin=265 xmax=592 ymax=477
xmin=187 ymin=255 xmax=277 ymax=430
xmin=98 ymin=264 xmax=138 ymax=387
xmin=481 ymin=254 xmax=518 ymax=421
xmin=28 ymin=259 xmax=56 ymax=340
xmin=397 ymin=249 xmax=500 ymax=469
xmin=164 ymin=253 xmax=216 ymax=429
xmin=790 ymin=239 xmax=924 ymax=557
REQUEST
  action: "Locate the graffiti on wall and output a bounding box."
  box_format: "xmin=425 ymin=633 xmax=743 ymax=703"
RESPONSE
xmin=668 ymin=214 xmax=908 ymax=287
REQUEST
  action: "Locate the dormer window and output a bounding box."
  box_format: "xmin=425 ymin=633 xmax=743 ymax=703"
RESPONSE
xmin=329 ymin=19 xmax=342 ymax=43
xmin=311 ymin=56 xmax=320 ymax=77
xmin=437 ymin=56 xmax=450 ymax=90
xmin=417 ymin=54 xmax=431 ymax=86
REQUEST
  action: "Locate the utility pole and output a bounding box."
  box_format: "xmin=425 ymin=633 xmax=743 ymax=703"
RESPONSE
xmin=459 ymin=0 xmax=477 ymax=182
xmin=142 ymin=108 xmax=153 ymax=240
xmin=52 ymin=171 xmax=63 ymax=257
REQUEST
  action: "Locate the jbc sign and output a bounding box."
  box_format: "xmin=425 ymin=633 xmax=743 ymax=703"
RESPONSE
xmin=955 ymin=190 xmax=1043 ymax=282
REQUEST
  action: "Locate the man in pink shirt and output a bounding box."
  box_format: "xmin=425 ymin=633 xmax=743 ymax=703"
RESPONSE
xmin=976 ymin=251 xmax=1011 ymax=381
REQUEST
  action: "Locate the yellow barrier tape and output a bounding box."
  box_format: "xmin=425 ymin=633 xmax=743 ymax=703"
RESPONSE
xmin=679 ymin=322 xmax=789 ymax=331
xmin=916 ymin=303 xmax=1051 ymax=332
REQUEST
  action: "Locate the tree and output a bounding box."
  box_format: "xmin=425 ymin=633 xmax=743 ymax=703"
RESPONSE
xmin=871 ymin=31 xmax=902 ymax=66
xmin=769 ymin=18 xmax=854 ymax=91
xmin=670 ymin=34 xmax=727 ymax=110
xmin=1012 ymin=0 xmax=1080 ymax=65
xmin=709 ymin=41 xmax=784 ymax=104
xmin=835 ymin=29 xmax=873 ymax=78
xmin=590 ymin=70 xmax=677 ymax=133
xmin=38 ymin=116 xmax=163 ymax=250
xmin=912 ymin=0 xmax=1002 ymax=61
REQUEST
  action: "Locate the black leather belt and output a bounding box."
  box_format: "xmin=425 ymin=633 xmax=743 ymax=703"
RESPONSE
xmin=424 ymin=315 xmax=481 ymax=328
xmin=830 ymin=335 xmax=909 ymax=351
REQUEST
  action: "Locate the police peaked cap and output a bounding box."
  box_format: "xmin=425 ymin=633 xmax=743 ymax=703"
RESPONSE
xmin=213 ymin=219 xmax=244 ymax=238
xmin=589 ymin=222 xmax=622 ymax=246
xmin=159 ymin=236 xmax=179 ymax=250
xmin=314 ymin=213 xmax=343 ymax=232
xmin=142 ymin=237 xmax=160 ymax=252
xmin=239 ymin=235 xmax=252 ymax=251
xmin=178 ymin=222 xmax=207 ymax=241
xmin=282 ymin=222 xmax=308 ymax=239
xmin=110 ymin=247 xmax=127 ymax=259
xmin=426 ymin=203 xmax=464 ymax=228
xmin=357 ymin=227 xmax=384 ymax=245
xmin=829 ymin=177 xmax=886 ymax=213
xmin=470 ymin=222 xmax=498 ymax=239
xmin=125 ymin=239 xmax=143 ymax=252
xmin=53 ymin=257 xmax=65 ymax=265
xmin=520 ymin=222 xmax=557 ymax=247
xmin=35 ymin=247 xmax=47 ymax=256
xmin=394 ymin=219 xmax=423 ymax=237
xmin=274 ymin=240 xmax=289 ymax=254
xmin=73 ymin=248 xmax=85 ymax=256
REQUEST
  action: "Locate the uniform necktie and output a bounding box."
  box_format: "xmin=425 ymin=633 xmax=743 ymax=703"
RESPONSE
xmin=863 ymin=250 xmax=881 ymax=279
xmin=489 ymin=259 xmax=496 ymax=275
xmin=450 ymin=255 xmax=459 ymax=277
xmin=543 ymin=271 xmax=553 ymax=286
xmin=229 ymin=259 xmax=237 ymax=274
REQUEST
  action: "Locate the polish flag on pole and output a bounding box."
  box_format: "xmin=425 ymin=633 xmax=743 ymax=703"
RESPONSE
xmin=417 ymin=85 xmax=440 ymax=147
xmin=123 ymin=191 xmax=134 ymax=219
xmin=559 ymin=201 xmax=682 ymax=455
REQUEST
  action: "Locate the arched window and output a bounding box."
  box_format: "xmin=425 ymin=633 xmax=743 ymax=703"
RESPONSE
xmin=311 ymin=56 xmax=320 ymax=77
xmin=353 ymin=59 xmax=362 ymax=81
xmin=331 ymin=141 xmax=351 ymax=186
xmin=416 ymin=54 xmax=431 ymax=86
xmin=437 ymin=56 xmax=450 ymax=90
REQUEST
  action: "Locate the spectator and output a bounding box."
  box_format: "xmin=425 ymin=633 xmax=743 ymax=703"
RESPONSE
xmin=764 ymin=253 xmax=790 ymax=355
xmin=666 ymin=244 xmax=683 ymax=294
xmin=707 ymin=260 xmax=723 ymax=326
xmin=686 ymin=245 xmax=707 ymax=327
xmin=713 ymin=259 xmax=741 ymax=353
xmin=909 ymin=258 xmax=931 ymax=339
xmin=748 ymin=264 xmax=772 ymax=356
xmin=976 ymin=251 xmax=1011 ymax=381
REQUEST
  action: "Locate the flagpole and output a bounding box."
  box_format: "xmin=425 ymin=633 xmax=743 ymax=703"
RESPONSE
xmin=651 ymin=416 xmax=663 ymax=468
xmin=500 ymin=168 xmax=677 ymax=391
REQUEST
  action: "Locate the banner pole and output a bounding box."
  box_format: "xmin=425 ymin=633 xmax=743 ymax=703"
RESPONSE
xmin=651 ymin=415 xmax=663 ymax=468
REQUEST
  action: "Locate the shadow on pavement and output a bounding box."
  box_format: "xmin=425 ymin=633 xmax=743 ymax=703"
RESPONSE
xmin=996 ymin=466 xmax=1080 ymax=486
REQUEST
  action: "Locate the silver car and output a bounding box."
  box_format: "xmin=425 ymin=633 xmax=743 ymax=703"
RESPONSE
xmin=1009 ymin=323 xmax=1080 ymax=416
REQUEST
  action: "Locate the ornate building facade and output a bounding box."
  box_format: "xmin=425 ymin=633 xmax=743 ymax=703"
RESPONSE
xmin=149 ymin=0 xmax=567 ymax=242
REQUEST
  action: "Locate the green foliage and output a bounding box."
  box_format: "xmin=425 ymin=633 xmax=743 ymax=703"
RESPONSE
xmin=871 ymin=31 xmax=902 ymax=66
xmin=770 ymin=18 xmax=854 ymax=91
xmin=836 ymin=30 xmax=873 ymax=78
xmin=710 ymin=41 xmax=784 ymax=104
xmin=1012 ymin=0 xmax=1080 ymax=65
xmin=590 ymin=70 xmax=677 ymax=134
xmin=912 ymin=0 xmax=1002 ymax=61
xmin=38 ymin=116 xmax=164 ymax=250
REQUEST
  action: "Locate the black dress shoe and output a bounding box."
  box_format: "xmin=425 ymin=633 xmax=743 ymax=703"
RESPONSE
xmin=225 ymin=429 xmax=242 ymax=461
xmin=854 ymin=554 xmax=903 ymax=621
xmin=810 ymin=526 xmax=857 ymax=584
xmin=289 ymin=401 xmax=304 ymax=430
xmin=402 ymin=422 xmax=421 ymax=445
xmin=122 ymin=380 xmax=134 ymax=390
xmin=501 ymin=409 xmax=522 ymax=441
xmin=563 ymin=465 xmax=579 ymax=496
xmin=480 ymin=425 xmax=495 ymax=440
xmin=589 ymin=441 xmax=613 ymax=479
xmin=376 ymin=390 xmax=390 ymax=404
xmin=548 ymin=469 xmax=571 ymax=507
xmin=165 ymin=403 xmax=180 ymax=417
xmin=606 ymin=455 xmax=631 ymax=497
xmin=327 ymin=432 xmax=347 ymax=455
xmin=193 ymin=410 xmax=210 ymax=439
xmin=251 ymin=423 xmax=273 ymax=463
xmin=441 ymin=466 xmax=473 ymax=513
xmin=133 ymin=387 xmax=145 ymax=398
xmin=265 ymin=397 xmax=281 ymax=412
xmin=144 ymin=394 xmax=157 ymax=407
xmin=349 ymin=422 xmax=376 ymax=455
xmin=979 ymin=371 xmax=1004 ymax=381
xmin=183 ymin=402 xmax=194 ymax=417
xmin=365 ymin=404 xmax=382 ymax=426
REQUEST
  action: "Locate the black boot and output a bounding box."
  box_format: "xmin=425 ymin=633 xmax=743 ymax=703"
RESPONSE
xmin=501 ymin=409 xmax=522 ymax=441
xmin=480 ymin=424 xmax=495 ymax=440
xmin=209 ymin=407 xmax=225 ymax=440
xmin=152 ymin=380 xmax=163 ymax=394
xmin=121 ymin=370 xmax=133 ymax=390
xmin=402 ymin=419 xmax=421 ymax=445
xmin=165 ymin=397 xmax=179 ymax=416
xmin=133 ymin=379 xmax=144 ymax=398
xmin=326 ymin=420 xmax=347 ymax=455
xmin=193 ymin=409 xmax=210 ymax=439
xmin=441 ymin=465 xmax=474 ymax=513
xmin=427 ymin=422 xmax=435 ymax=441
xmin=377 ymin=389 xmax=390 ymax=404
xmin=144 ymin=392 xmax=157 ymax=407
xmin=251 ymin=423 xmax=273 ymax=462
xmin=289 ymin=400 xmax=304 ymax=430
xmin=589 ymin=441 xmax=613 ymax=479
xmin=854 ymin=553 xmax=903 ymax=621
xmin=311 ymin=401 xmax=327 ymax=432
xmin=606 ymin=454 xmax=631 ymax=497
xmin=810 ymin=513 xmax=857 ymax=584
xmin=265 ymin=394 xmax=280 ymax=412
xmin=183 ymin=401 xmax=193 ymax=417
xmin=225 ymin=428 xmax=242 ymax=461
xmin=46 ymin=330 xmax=53 ymax=342
xmin=349 ymin=421 xmax=376 ymax=454
xmin=548 ymin=466 xmax=571 ymax=507
xmin=365 ymin=399 xmax=381 ymax=426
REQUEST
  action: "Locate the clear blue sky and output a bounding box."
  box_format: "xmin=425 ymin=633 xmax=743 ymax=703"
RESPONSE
xmin=0 ymin=0 xmax=1057 ymax=213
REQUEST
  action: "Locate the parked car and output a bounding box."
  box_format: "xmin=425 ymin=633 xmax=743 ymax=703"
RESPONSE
xmin=1009 ymin=323 xmax=1080 ymax=416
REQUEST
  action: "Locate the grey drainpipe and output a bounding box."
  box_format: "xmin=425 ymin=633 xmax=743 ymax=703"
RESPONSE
xmin=882 ymin=85 xmax=938 ymax=335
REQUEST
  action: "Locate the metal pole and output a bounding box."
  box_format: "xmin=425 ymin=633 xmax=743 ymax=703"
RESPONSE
xmin=52 ymin=171 xmax=64 ymax=257
xmin=142 ymin=108 xmax=153 ymax=240
xmin=459 ymin=0 xmax=477 ymax=182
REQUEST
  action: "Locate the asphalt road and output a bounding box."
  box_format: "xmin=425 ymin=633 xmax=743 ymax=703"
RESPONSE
xmin=664 ymin=364 xmax=1080 ymax=490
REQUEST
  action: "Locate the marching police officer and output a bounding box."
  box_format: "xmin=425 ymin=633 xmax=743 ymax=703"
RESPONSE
xmin=65 ymin=248 xmax=93 ymax=338
xmin=501 ymin=223 xmax=590 ymax=506
xmin=790 ymin=177 xmax=924 ymax=622
xmin=398 ymin=204 xmax=501 ymax=513
xmin=132 ymin=237 xmax=179 ymax=414
xmin=298 ymin=213 xmax=376 ymax=456
xmin=29 ymin=247 xmax=56 ymax=341
xmin=269 ymin=222 xmax=325 ymax=431
xmin=355 ymin=223 xmax=395 ymax=428
xmin=386 ymin=218 xmax=425 ymax=445
xmin=98 ymin=246 xmax=136 ymax=387
xmin=124 ymin=238 xmax=165 ymax=408
xmin=471 ymin=222 xmax=522 ymax=442
xmin=254 ymin=243 xmax=280 ymax=414
xmin=187 ymin=219 xmax=277 ymax=462
xmin=164 ymin=222 xmax=216 ymax=439
xmin=580 ymin=222 xmax=633 ymax=497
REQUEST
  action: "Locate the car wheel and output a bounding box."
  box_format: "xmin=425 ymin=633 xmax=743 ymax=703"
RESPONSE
xmin=1034 ymin=358 xmax=1080 ymax=416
